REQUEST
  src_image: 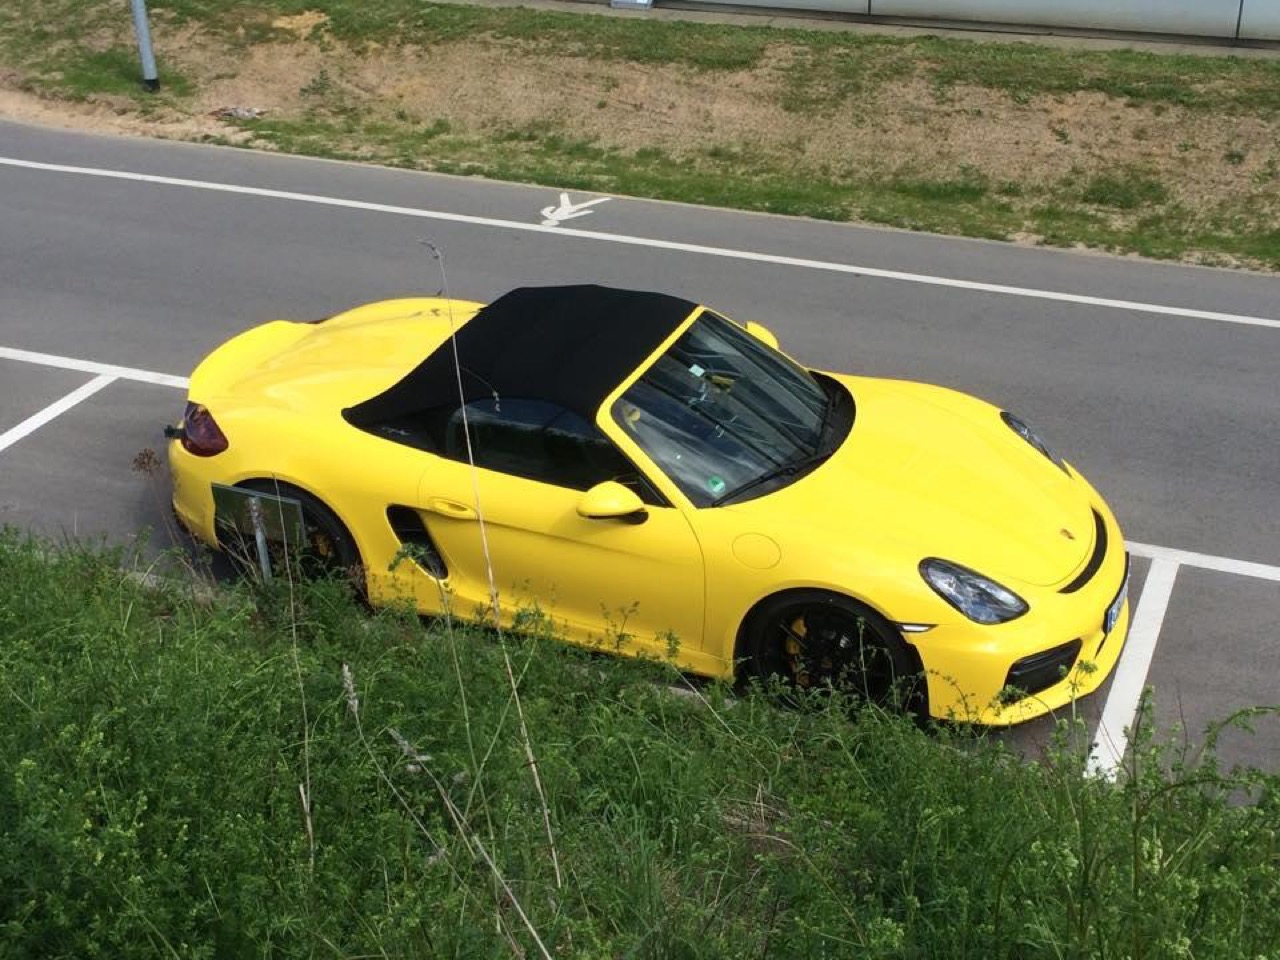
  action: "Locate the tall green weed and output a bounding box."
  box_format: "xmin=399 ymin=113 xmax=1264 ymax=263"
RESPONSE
xmin=1 ymin=532 xmax=1277 ymax=957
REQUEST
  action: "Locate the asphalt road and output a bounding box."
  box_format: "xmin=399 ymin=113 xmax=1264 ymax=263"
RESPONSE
xmin=1 ymin=119 xmax=1277 ymax=772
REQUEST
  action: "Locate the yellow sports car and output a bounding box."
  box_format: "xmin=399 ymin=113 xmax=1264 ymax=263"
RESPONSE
xmin=169 ymin=285 xmax=1129 ymax=724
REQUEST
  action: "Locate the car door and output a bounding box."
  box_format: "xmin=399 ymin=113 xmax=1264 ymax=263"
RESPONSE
xmin=416 ymin=398 xmax=706 ymax=659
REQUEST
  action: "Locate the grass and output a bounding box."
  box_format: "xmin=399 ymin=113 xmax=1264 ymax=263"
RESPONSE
xmin=1080 ymin=169 xmax=1170 ymax=210
xmin=132 ymin=1 xmax=1280 ymax=113
xmin=158 ymin=0 xmax=777 ymax=69
xmin=0 ymin=1 xmax=1278 ymax=268
xmin=233 ymin=111 xmax=1280 ymax=264
xmin=921 ymin=38 xmax=1280 ymax=112
xmin=2 ymin=530 xmax=1280 ymax=957
xmin=126 ymin=0 xmax=1280 ymax=110
xmin=0 ymin=0 xmax=191 ymax=100
xmin=41 ymin=46 xmax=192 ymax=99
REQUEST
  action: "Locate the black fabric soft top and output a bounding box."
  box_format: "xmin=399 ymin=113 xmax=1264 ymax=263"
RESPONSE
xmin=344 ymin=284 xmax=699 ymax=427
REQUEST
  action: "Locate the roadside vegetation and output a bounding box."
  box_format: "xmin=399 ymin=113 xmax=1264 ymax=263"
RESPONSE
xmin=3 ymin=529 xmax=1279 ymax=957
xmin=2 ymin=1 xmax=1280 ymax=268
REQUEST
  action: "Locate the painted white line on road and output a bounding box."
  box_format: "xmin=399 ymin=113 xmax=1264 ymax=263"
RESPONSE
xmin=1088 ymin=558 xmax=1181 ymax=780
xmin=1128 ymin=540 xmax=1280 ymax=583
xmin=0 ymin=346 xmax=189 ymax=389
xmin=2 ymin=156 xmax=1278 ymax=331
xmin=0 ymin=374 xmax=117 ymax=454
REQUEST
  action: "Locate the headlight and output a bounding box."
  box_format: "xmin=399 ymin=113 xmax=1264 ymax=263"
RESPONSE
xmin=1001 ymin=411 xmax=1068 ymax=474
xmin=919 ymin=558 xmax=1028 ymax=625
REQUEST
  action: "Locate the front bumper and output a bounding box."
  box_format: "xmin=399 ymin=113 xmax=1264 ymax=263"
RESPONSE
xmin=911 ymin=510 xmax=1131 ymax=726
xmin=920 ymin=594 xmax=1131 ymax=726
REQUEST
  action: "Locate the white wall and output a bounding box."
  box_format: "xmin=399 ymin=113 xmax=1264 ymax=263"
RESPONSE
xmin=870 ymin=1 xmax=1243 ymax=37
xmin=686 ymin=1 xmax=1280 ymax=41
xmin=1240 ymin=1 xmax=1280 ymax=38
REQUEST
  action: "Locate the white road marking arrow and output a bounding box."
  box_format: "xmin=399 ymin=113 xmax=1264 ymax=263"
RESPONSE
xmin=540 ymin=192 xmax=610 ymax=226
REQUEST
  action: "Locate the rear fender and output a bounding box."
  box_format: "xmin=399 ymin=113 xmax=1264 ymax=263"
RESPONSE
xmin=189 ymin=321 xmax=311 ymax=398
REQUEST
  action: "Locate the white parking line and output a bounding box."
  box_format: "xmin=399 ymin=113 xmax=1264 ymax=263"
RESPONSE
xmin=1087 ymin=559 xmax=1181 ymax=780
xmin=0 ymin=346 xmax=189 ymax=389
xmin=1128 ymin=540 xmax=1280 ymax=582
xmin=1085 ymin=544 xmax=1280 ymax=779
xmin=0 ymin=374 xmax=117 ymax=454
xmin=2 ymin=156 xmax=1278 ymax=331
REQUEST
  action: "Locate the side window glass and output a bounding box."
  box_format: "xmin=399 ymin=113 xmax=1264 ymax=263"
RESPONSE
xmin=445 ymin=399 xmax=661 ymax=502
xmin=446 ymin=397 xmax=549 ymax=479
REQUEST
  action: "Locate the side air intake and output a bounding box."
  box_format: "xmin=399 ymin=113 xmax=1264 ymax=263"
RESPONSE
xmin=386 ymin=506 xmax=448 ymax=579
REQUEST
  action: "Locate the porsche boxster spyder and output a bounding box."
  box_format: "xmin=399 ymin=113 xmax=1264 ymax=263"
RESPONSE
xmin=169 ymin=285 xmax=1130 ymax=724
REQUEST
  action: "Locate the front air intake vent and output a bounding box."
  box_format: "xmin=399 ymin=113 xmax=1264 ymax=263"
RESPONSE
xmin=1002 ymin=639 xmax=1083 ymax=702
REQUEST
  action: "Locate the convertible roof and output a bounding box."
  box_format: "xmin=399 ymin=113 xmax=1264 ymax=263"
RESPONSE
xmin=345 ymin=284 xmax=699 ymax=426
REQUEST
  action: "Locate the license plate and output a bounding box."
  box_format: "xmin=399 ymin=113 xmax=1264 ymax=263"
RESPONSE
xmin=1104 ymin=563 xmax=1130 ymax=634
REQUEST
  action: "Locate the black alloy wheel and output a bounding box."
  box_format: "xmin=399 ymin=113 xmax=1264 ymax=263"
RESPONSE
xmin=741 ymin=591 xmax=919 ymax=711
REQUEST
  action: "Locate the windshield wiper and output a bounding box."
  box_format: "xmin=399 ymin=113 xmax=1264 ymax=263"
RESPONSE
xmin=712 ymin=384 xmax=836 ymax=507
xmin=712 ymin=448 xmax=833 ymax=507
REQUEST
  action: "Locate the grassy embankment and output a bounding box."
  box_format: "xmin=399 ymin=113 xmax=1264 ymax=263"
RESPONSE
xmin=2 ymin=530 xmax=1279 ymax=957
xmin=1 ymin=1 xmax=1279 ymax=268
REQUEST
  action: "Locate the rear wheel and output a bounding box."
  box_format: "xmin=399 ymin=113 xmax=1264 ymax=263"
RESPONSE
xmin=740 ymin=591 xmax=920 ymax=711
xmin=222 ymin=481 xmax=364 ymax=590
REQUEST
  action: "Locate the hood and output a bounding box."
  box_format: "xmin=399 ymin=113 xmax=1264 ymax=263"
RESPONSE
xmin=735 ymin=376 xmax=1095 ymax=589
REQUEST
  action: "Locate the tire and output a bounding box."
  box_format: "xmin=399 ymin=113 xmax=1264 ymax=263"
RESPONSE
xmin=222 ymin=481 xmax=364 ymax=590
xmin=739 ymin=590 xmax=922 ymax=712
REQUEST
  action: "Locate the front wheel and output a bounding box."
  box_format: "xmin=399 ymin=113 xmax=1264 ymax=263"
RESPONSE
xmin=739 ymin=591 xmax=921 ymax=712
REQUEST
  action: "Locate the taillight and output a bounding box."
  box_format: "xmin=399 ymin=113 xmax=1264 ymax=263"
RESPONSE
xmin=181 ymin=402 xmax=229 ymax=457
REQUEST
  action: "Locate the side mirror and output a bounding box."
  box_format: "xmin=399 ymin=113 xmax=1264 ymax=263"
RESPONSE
xmin=744 ymin=321 xmax=780 ymax=349
xmin=577 ymin=481 xmax=647 ymax=523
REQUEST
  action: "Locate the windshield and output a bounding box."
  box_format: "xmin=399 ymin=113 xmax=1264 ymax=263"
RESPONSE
xmin=612 ymin=310 xmax=833 ymax=507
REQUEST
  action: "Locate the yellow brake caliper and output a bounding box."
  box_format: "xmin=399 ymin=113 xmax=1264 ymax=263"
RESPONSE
xmin=312 ymin=531 xmax=334 ymax=559
xmin=787 ymin=616 xmax=811 ymax=687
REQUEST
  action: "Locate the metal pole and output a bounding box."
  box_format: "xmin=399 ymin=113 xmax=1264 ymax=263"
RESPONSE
xmin=248 ymin=496 xmax=273 ymax=583
xmin=129 ymin=0 xmax=160 ymax=91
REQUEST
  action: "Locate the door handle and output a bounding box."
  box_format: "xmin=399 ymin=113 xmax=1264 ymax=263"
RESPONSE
xmin=427 ymin=497 xmax=477 ymax=520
